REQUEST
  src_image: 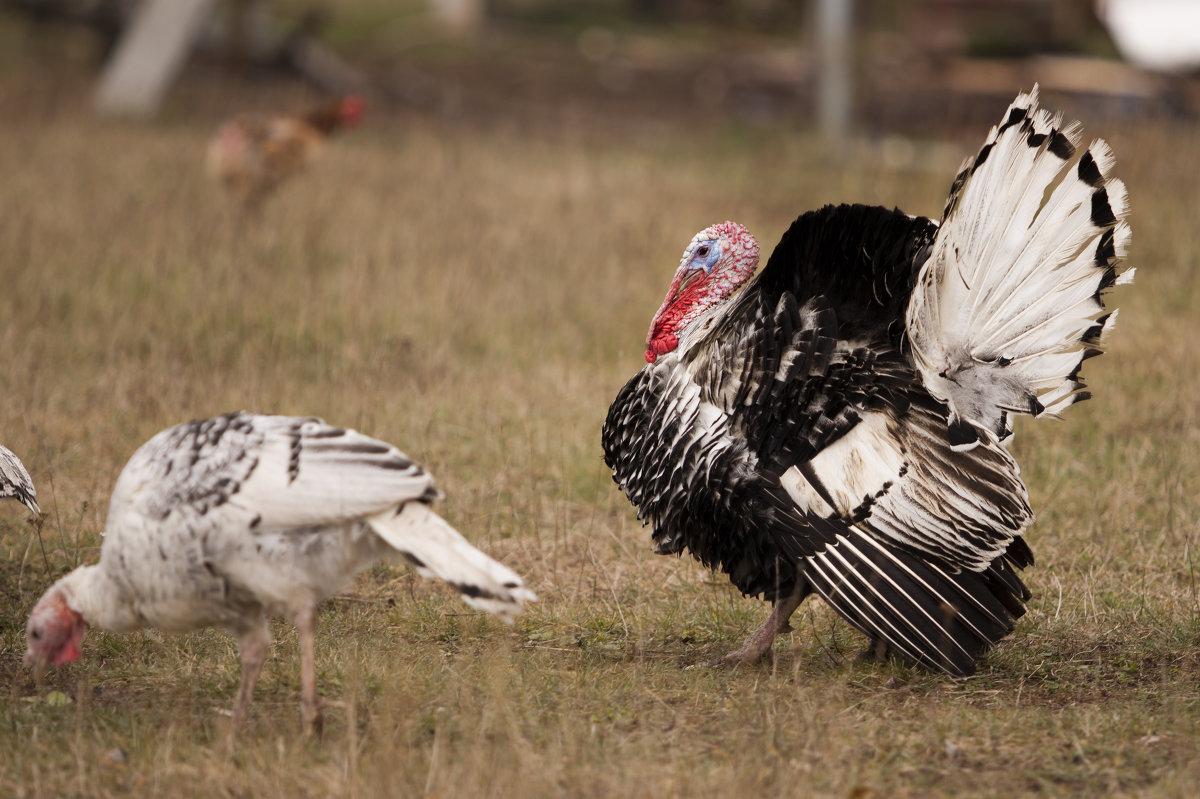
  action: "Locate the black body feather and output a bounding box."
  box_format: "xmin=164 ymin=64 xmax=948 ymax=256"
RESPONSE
xmin=602 ymin=205 xmax=1034 ymax=675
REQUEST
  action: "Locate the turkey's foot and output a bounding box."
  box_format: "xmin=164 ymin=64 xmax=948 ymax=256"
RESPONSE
xmin=698 ymin=583 xmax=806 ymax=668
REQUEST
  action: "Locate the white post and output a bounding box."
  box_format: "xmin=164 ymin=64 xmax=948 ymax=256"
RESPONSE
xmin=95 ymin=0 xmax=217 ymax=118
xmin=815 ymin=0 xmax=853 ymax=147
xmin=430 ymin=0 xmax=485 ymax=32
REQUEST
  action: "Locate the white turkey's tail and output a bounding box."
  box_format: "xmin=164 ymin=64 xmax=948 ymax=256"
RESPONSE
xmin=905 ymin=86 xmax=1133 ymax=450
xmin=368 ymin=502 xmax=536 ymax=623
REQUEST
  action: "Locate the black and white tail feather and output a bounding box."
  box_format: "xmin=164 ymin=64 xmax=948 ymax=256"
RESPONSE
xmin=800 ymin=531 xmax=1031 ymax=675
xmin=0 ymin=443 xmax=39 ymax=514
xmin=369 ymin=501 xmax=536 ymax=623
xmin=799 ymin=87 xmax=1130 ymax=672
xmin=907 ymin=85 xmax=1133 ymax=451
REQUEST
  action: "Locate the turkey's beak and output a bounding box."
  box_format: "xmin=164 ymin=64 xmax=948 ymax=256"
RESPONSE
xmin=646 ymin=266 xmax=707 ymax=362
xmin=650 ymin=266 xmax=703 ymax=325
xmin=671 ymin=266 xmax=704 ymax=301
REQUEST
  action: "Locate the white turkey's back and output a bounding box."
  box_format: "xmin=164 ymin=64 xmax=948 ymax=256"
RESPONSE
xmin=96 ymin=413 xmax=438 ymax=632
xmin=0 ymin=443 xmax=38 ymax=513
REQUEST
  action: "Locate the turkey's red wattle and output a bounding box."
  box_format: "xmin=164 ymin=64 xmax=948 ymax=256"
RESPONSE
xmin=52 ymin=605 xmax=88 ymax=666
xmin=54 ymin=626 xmax=84 ymax=666
xmin=645 ymin=332 xmax=678 ymax=363
xmin=645 ymin=273 xmax=708 ymax=362
xmin=646 ymin=302 xmax=689 ymax=361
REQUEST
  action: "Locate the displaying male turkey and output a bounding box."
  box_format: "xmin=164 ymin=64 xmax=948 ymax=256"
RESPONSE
xmin=603 ymin=87 xmax=1132 ymax=676
xmin=25 ymin=412 xmax=535 ymax=737
xmin=1 ymin=443 xmax=39 ymax=514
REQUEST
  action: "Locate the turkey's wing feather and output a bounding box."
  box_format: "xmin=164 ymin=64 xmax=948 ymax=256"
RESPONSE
xmin=799 ymin=402 xmax=1033 ymax=572
xmin=0 ymin=443 xmax=39 ymax=513
xmin=800 ymin=529 xmax=1027 ymax=676
xmin=748 ymin=458 xmax=1028 ymax=675
xmin=741 ymin=390 xmax=1031 ymax=575
xmin=109 ymin=412 xmax=435 ymax=534
xmin=755 ymin=204 xmax=938 ymax=342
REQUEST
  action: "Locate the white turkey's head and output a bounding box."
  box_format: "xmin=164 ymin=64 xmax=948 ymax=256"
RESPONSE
xmin=25 ymin=579 xmax=89 ymax=677
xmin=645 ymin=221 xmax=760 ymax=363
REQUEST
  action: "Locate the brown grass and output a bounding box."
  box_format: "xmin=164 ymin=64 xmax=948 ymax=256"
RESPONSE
xmin=1 ymin=59 xmax=1199 ymax=797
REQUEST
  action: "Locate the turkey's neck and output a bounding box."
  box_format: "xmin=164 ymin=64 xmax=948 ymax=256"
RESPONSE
xmin=58 ymin=565 xmax=142 ymax=633
xmin=672 ymin=298 xmax=734 ymax=362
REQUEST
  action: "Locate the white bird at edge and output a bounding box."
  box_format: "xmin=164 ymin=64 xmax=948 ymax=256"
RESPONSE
xmin=603 ymin=86 xmax=1132 ymax=676
xmin=0 ymin=443 xmax=39 ymax=514
xmin=24 ymin=412 xmax=536 ymax=739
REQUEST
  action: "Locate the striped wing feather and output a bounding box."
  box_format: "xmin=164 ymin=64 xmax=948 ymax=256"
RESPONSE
xmin=0 ymin=443 xmax=39 ymax=514
xmin=112 ymin=413 xmax=434 ymax=532
xmin=801 ymin=530 xmax=1027 ymax=675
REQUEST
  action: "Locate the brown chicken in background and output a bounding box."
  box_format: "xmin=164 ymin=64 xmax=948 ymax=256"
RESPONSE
xmin=206 ymin=95 xmax=365 ymax=209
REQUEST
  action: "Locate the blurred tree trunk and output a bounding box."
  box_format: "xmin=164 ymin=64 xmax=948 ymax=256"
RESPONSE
xmin=430 ymin=0 xmax=486 ymax=32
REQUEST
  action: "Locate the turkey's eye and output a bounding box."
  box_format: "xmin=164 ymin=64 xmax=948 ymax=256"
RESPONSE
xmin=696 ymin=245 xmax=711 ymax=258
xmin=29 ymin=628 xmax=41 ymax=640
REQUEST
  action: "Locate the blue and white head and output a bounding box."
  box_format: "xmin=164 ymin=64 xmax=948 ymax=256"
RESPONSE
xmin=645 ymin=221 xmax=760 ymax=362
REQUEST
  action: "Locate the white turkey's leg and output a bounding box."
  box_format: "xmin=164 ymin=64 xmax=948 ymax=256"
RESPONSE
xmin=294 ymin=603 xmax=322 ymax=738
xmin=230 ymin=614 xmax=270 ymax=740
xmin=711 ymin=580 xmax=807 ymax=667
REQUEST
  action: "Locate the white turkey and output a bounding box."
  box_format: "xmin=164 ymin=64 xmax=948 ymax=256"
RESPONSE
xmin=602 ymin=87 xmax=1132 ymax=676
xmin=0 ymin=443 xmax=39 ymax=514
xmin=24 ymin=412 xmax=536 ymax=736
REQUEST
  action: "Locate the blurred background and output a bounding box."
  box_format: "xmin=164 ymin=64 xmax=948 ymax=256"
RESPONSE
xmin=2 ymin=0 xmax=1199 ymax=141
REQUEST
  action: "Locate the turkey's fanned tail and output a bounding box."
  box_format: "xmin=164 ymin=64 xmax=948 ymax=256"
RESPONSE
xmin=368 ymin=502 xmax=537 ymax=623
xmin=802 ymin=530 xmax=1030 ymax=676
xmin=906 ymin=85 xmax=1132 ymax=450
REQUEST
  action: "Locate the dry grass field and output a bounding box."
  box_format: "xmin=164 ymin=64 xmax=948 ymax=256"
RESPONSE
xmin=1 ymin=58 xmax=1199 ymax=797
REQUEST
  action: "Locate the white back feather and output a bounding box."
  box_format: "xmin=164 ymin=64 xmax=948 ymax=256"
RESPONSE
xmin=0 ymin=443 xmax=39 ymax=513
